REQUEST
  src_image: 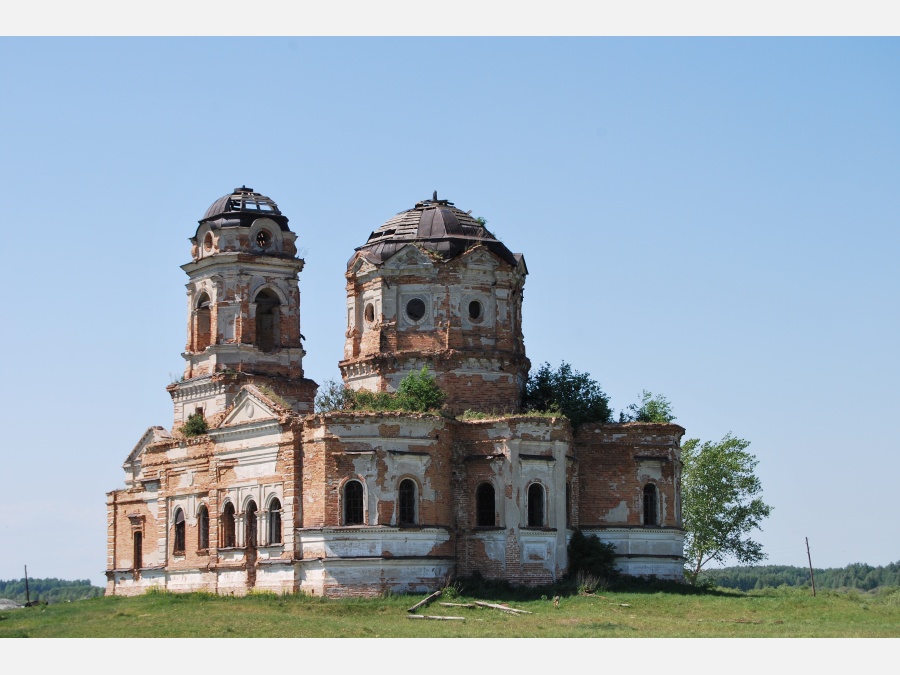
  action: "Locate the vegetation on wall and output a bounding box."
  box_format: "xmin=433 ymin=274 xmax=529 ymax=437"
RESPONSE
xmin=181 ymin=411 xmax=208 ymax=437
xmin=522 ymin=362 xmax=613 ymax=428
xmin=314 ymin=367 xmax=446 ymax=414
xmin=619 ymin=390 xmax=676 ymax=423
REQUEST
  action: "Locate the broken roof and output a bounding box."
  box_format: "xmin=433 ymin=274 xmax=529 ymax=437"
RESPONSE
xmin=352 ymin=193 xmax=520 ymax=268
xmin=200 ymin=186 xmax=290 ymax=231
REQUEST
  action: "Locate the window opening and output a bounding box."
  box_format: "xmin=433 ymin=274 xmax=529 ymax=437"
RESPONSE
xmin=254 ymin=289 xmax=281 ymax=352
xmin=268 ymin=498 xmax=282 ymax=544
xmin=364 ymin=303 xmax=375 ymax=324
xmin=246 ymin=500 xmax=258 ymax=548
xmin=133 ymin=532 xmax=143 ymax=570
xmin=475 ymin=483 xmax=496 ymax=527
xmin=203 ymin=232 xmax=214 ymax=252
xmin=398 ymin=479 xmax=417 ymax=526
xmin=221 ymin=502 xmax=236 ymax=548
xmin=256 ymin=229 xmax=272 ymax=248
xmin=406 ymin=298 xmax=426 ymax=322
xmin=195 ymin=292 xmax=211 ymax=352
xmin=643 ymin=484 xmax=658 ymax=526
xmin=527 ymin=483 xmax=545 ymax=527
xmin=468 ymin=300 xmax=483 ymax=321
xmin=343 ymin=480 xmax=364 ymax=525
xmin=197 ymin=506 xmax=209 ymax=550
xmin=173 ymin=509 xmax=186 ymax=554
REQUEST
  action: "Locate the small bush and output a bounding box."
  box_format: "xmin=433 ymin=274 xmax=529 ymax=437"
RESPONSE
xmin=181 ymin=412 xmax=208 ymax=437
xmin=316 ymin=368 xmax=446 ymax=414
xmin=576 ymin=571 xmax=607 ymax=595
xmin=396 ymin=366 xmax=445 ymax=411
xmin=620 ymin=390 xmax=676 ymax=423
xmin=567 ymin=529 xmax=619 ymax=583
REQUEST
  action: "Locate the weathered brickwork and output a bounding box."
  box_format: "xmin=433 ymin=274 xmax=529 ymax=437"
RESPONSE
xmin=106 ymin=189 xmax=686 ymax=598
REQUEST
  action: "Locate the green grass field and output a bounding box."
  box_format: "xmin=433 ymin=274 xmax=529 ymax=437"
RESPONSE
xmin=2 ymin=582 xmax=899 ymax=638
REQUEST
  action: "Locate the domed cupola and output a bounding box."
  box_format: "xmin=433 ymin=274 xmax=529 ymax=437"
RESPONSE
xmin=341 ymin=193 xmax=530 ymax=414
xmin=191 ymin=186 xmax=297 ymax=261
xmin=201 ymin=186 xmax=290 ymax=230
xmin=354 ymin=192 xmax=519 ymax=268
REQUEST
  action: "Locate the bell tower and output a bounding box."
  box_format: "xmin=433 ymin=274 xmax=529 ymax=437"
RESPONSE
xmin=168 ymin=187 xmax=317 ymax=425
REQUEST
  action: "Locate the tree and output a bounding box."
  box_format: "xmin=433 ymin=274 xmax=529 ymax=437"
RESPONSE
xmin=314 ymin=379 xmax=351 ymax=413
xmin=620 ymin=390 xmax=676 ymax=423
xmin=523 ymin=361 xmax=613 ymax=427
xmin=681 ymin=433 xmax=773 ymax=583
xmin=395 ymin=366 xmax=445 ymax=411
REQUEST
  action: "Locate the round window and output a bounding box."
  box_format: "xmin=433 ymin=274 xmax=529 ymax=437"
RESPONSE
xmin=406 ymin=298 xmax=426 ymax=322
xmin=364 ymin=303 xmax=375 ymax=323
xmin=256 ymin=229 xmax=272 ymax=248
xmin=468 ymin=300 xmax=483 ymax=321
xmin=203 ymin=232 xmax=214 ymax=252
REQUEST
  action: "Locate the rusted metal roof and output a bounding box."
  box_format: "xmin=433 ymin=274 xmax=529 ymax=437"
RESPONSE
xmin=354 ymin=193 xmax=520 ymax=267
xmin=199 ymin=186 xmax=290 ymax=231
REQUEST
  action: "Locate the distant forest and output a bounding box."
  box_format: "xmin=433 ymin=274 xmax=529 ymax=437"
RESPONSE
xmin=703 ymin=561 xmax=900 ymax=591
xmin=0 ymin=578 xmax=104 ymax=604
xmin=3 ymin=562 xmax=898 ymax=602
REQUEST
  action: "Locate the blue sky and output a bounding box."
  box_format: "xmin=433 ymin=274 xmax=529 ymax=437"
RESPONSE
xmin=0 ymin=38 xmax=897 ymax=585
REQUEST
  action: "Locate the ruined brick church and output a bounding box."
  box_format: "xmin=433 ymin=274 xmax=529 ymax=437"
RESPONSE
xmin=106 ymin=187 xmax=685 ymax=597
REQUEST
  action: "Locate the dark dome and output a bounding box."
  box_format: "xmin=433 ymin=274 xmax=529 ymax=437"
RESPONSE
xmin=354 ymin=193 xmax=519 ymax=267
xmin=200 ymin=186 xmax=290 ymax=231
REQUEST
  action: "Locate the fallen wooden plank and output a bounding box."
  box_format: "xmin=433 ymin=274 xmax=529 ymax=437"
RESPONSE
xmin=439 ymin=602 xmax=475 ymax=608
xmin=473 ymin=600 xmax=532 ymax=614
xmin=407 ymin=614 xmax=466 ymax=621
xmin=407 ymin=589 xmax=442 ymax=613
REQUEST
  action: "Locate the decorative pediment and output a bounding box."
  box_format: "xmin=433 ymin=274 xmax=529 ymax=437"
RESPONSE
xmin=219 ymin=387 xmax=279 ymax=428
xmin=124 ymin=426 xmax=172 ymax=465
xmin=458 ymin=245 xmax=503 ymax=270
xmin=349 ymin=254 xmax=379 ymax=278
xmin=382 ymin=244 xmax=434 ymax=270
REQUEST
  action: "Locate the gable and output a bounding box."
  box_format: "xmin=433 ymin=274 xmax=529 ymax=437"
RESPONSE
xmin=456 ymin=245 xmax=504 ymax=270
xmin=349 ymin=254 xmax=379 ymax=278
xmin=124 ymin=426 xmax=172 ymax=465
xmin=218 ymin=387 xmax=279 ymax=428
xmin=381 ymin=244 xmax=435 ymax=270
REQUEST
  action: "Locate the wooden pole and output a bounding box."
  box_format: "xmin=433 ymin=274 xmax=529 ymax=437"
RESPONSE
xmin=806 ymin=537 xmax=816 ymax=597
xmin=407 ymin=589 xmax=442 ymax=613
xmin=24 ymin=565 xmax=31 ymax=605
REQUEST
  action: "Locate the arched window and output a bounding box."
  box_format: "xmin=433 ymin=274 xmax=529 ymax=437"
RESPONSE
xmin=221 ymin=502 xmax=236 ymax=548
xmin=133 ymin=532 xmax=143 ymax=570
xmin=173 ymin=508 xmax=186 ymax=554
xmin=246 ymin=500 xmax=258 ymax=548
xmin=194 ymin=292 xmax=211 ymax=352
xmin=268 ymin=498 xmax=282 ymax=544
xmin=343 ymin=480 xmax=364 ymax=525
xmin=197 ymin=505 xmax=209 ymax=550
xmin=398 ymin=479 xmax=417 ymax=526
xmin=475 ymin=483 xmax=496 ymax=527
xmin=643 ymin=484 xmax=658 ymax=526
xmin=254 ymin=289 xmax=281 ymax=352
xmin=527 ymin=483 xmax=545 ymax=527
